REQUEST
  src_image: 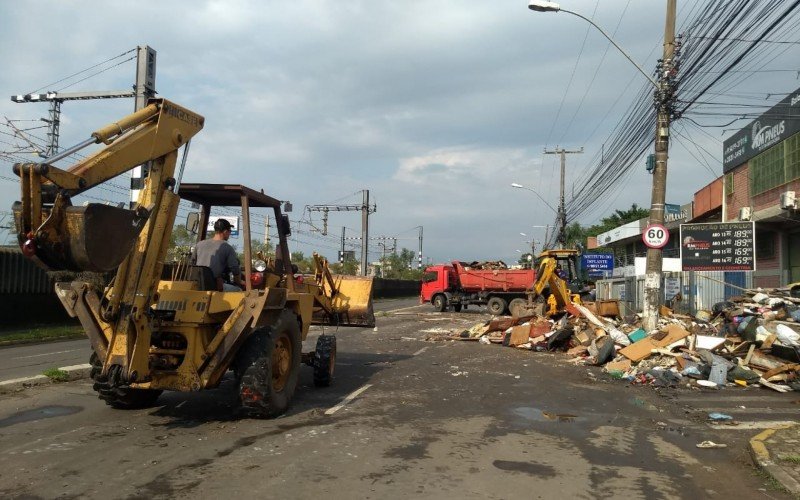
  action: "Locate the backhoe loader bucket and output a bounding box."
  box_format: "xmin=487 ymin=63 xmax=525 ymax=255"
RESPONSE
xmin=313 ymin=274 xmax=375 ymax=327
xmin=13 ymin=202 xmax=148 ymax=272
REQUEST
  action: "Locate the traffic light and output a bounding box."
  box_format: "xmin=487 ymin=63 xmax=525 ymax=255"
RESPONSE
xmin=338 ymin=250 xmax=344 ymax=263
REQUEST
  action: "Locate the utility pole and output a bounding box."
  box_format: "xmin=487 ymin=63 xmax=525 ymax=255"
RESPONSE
xmin=544 ymin=147 xmax=583 ymax=248
xmin=643 ymin=0 xmax=677 ymax=332
xmin=264 ymin=215 xmax=270 ymax=248
xmin=361 ymin=190 xmax=370 ymax=276
xmin=418 ymin=226 xmax=424 ymax=270
xmin=130 ymin=45 xmax=157 ymax=207
xmin=307 ymin=189 xmax=376 ymax=276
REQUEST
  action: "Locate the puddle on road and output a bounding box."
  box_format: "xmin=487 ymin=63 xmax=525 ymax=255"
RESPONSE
xmin=512 ymin=407 xmax=583 ymax=423
xmin=0 ymin=405 xmax=83 ymax=428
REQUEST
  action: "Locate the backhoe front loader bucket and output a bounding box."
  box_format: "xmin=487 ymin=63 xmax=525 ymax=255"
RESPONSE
xmin=13 ymin=201 xmax=148 ymax=272
xmin=313 ymin=274 xmax=376 ymax=327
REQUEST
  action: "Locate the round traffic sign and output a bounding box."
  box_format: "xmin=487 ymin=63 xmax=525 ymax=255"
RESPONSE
xmin=642 ymin=223 xmax=669 ymax=249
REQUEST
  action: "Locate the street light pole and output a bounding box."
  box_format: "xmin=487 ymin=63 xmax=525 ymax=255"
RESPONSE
xmin=527 ymin=0 xmax=675 ymax=331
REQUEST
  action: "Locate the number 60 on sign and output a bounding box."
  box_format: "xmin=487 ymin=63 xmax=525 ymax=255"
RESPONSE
xmin=642 ymin=223 xmax=669 ymax=249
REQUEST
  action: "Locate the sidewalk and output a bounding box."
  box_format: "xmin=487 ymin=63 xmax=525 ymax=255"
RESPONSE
xmin=749 ymin=423 xmax=800 ymax=497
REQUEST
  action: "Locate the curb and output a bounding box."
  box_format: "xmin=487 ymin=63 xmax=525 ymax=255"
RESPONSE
xmin=0 ymin=363 xmax=91 ymax=393
xmin=749 ymin=423 xmax=800 ymax=497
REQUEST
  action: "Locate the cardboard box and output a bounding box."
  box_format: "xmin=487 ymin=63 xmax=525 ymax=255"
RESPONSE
xmin=508 ymin=324 xmax=531 ymax=347
xmin=619 ymin=324 xmax=691 ymax=362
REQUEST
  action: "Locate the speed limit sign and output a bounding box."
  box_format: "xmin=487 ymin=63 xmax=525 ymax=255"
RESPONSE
xmin=643 ymin=223 xmax=669 ymax=248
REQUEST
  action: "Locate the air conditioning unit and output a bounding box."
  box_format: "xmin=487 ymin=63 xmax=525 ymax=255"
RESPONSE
xmin=738 ymin=206 xmax=752 ymax=221
xmin=780 ymin=191 xmax=797 ymax=210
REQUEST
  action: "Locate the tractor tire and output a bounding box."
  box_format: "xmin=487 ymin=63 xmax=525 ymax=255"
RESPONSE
xmin=487 ymin=296 xmax=508 ymax=316
xmin=237 ymin=309 xmax=302 ymax=418
xmin=90 ymin=353 xmax=163 ymax=409
xmin=508 ymin=298 xmax=528 ymax=318
xmin=432 ymin=294 xmax=447 ymax=312
xmin=313 ymin=335 xmax=337 ymax=387
xmin=453 ymin=303 xmax=463 ymax=312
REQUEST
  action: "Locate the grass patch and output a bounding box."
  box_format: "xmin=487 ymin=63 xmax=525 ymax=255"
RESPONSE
xmin=0 ymin=323 xmax=84 ymax=344
xmin=43 ymin=368 xmax=70 ymax=383
xmin=753 ymin=467 xmax=790 ymax=493
xmin=781 ymin=455 xmax=800 ymax=464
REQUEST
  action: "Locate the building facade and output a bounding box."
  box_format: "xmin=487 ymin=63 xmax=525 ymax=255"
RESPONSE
xmin=722 ymin=85 xmax=800 ymax=288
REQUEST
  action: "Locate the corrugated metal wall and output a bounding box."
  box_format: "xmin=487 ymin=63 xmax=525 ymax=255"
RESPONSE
xmin=596 ymin=271 xmax=753 ymax=316
xmin=0 ymin=247 xmax=51 ymax=294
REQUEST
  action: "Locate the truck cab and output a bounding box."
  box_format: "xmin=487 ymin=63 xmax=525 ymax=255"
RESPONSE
xmin=420 ymin=264 xmax=460 ymax=311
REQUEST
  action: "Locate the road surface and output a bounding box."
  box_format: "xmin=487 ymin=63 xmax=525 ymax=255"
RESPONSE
xmin=0 ymin=297 xmax=421 ymax=381
xmin=0 ymin=306 xmax=796 ymax=498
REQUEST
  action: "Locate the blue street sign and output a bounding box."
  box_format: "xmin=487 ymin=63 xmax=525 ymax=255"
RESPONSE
xmin=582 ymin=253 xmax=614 ymax=277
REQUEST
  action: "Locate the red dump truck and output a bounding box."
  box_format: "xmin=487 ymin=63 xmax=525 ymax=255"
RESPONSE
xmin=420 ymin=261 xmax=536 ymax=315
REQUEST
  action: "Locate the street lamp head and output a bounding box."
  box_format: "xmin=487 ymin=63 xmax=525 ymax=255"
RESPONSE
xmin=529 ymin=1 xmax=561 ymax=13
xmin=511 ymin=183 xmax=524 ymax=188
xmin=520 ymin=232 xmax=527 ymax=237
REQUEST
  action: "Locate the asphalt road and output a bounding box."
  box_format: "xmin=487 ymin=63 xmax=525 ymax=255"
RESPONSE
xmin=0 ymin=297 xmax=422 ymax=382
xmin=0 ymin=305 xmax=797 ymax=498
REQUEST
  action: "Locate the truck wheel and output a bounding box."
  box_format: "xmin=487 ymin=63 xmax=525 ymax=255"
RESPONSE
xmin=238 ymin=309 xmax=302 ymax=418
xmin=453 ymin=303 xmax=463 ymax=312
xmin=487 ymin=296 xmax=508 ymax=316
xmin=90 ymin=353 xmax=163 ymax=409
xmin=508 ymin=298 xmax=528 ymax=317
xmin=313 ymin=335 xmax=337 ymax=387
xmin=432 ymin=294 xmax=447 ymax=312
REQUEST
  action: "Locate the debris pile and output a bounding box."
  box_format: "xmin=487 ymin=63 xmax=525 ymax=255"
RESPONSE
xmin=460 ymin=260 xmax=509 ymax=270
xmin=428 ymin=288 xmax=800 ymax=393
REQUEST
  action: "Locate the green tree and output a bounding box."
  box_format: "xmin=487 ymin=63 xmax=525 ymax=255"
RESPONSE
xmin=381 ymin=248 xmax=424 ymax=280
xmin=517 ymin=253 xmax=534 ymax=267
xmin=167 ymin=224 xmax=196 ymax=262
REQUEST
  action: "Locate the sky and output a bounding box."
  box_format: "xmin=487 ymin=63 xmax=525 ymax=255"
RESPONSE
xmin=1 ymin=1 xmax=798 ymax=266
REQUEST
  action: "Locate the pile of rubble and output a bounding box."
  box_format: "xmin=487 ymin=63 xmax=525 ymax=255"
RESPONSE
xmin=460 ymin=260 xmax=509 ymax=270
xmin=428 ymin=288 xmax=800 ymax=393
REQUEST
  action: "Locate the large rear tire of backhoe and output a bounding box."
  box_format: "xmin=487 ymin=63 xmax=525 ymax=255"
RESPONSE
xmin=237 ymin=310 xmax=302 ymax=418
xmin=313 ymin=335 xmax=337 ymax=387
xmin=89 ymin=353 xmax=163 ymax=409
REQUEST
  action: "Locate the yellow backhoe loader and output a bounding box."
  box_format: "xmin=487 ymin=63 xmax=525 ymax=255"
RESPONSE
xmin=508 ymin=249 xmax=585 ymax=318
xmin=11 ymin=98 xmax=374 ymax=417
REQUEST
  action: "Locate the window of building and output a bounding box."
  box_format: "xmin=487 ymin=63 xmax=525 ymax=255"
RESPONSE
xmin=756 ymin=230 xmax=776 ymax=260
xmin=786 ymin=132 xmax=800 ymax=183
xmin=750 ymin=143 xmax=785 ymax=195
xmin=725 ymin=172 xmax=734 ymax=195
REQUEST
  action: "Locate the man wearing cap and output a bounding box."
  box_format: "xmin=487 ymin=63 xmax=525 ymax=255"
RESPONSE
xmin=195 ymin=218 xmax=243 ymax=291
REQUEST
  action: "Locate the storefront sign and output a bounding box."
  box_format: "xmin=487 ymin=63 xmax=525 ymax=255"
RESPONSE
xmin=582 ymin=253 xmax=614 ymax=277
xmin=680 ymin=222 xmax=755 ymax=271
xmin=723 ymin=86 xmax=800 ymax=172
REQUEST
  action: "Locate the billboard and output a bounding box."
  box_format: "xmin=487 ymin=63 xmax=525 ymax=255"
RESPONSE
xmin=207 ymin=216 xmax=240 ymax=237
xmin=680 ymin=222 xmax=755 ymax=271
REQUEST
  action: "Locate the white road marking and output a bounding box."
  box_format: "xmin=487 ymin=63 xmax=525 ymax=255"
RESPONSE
xmin=325 ymin=384 xmax=372 ymax=416
xmin=693 ymin=407 xmax=799 ymax=414
xmin=708 ymin=420 xmax=799 ymax=430
xmin=14 ymin=349 xmax=84 ymax=360
xmin=413 ymin=346 xmax=430 ymax=356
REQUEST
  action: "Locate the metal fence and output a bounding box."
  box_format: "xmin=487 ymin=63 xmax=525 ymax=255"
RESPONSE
xmin=596 ymin=271 xmax=753 ymax=316
xmin=0 ymin=246 xmax=51 ymax=294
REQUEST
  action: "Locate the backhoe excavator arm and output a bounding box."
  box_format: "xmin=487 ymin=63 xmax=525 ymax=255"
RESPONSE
xmin=11 ymin=98 xmax=204 ymax=384
xmin=12 ymin=99 xmax=204 ymax=272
